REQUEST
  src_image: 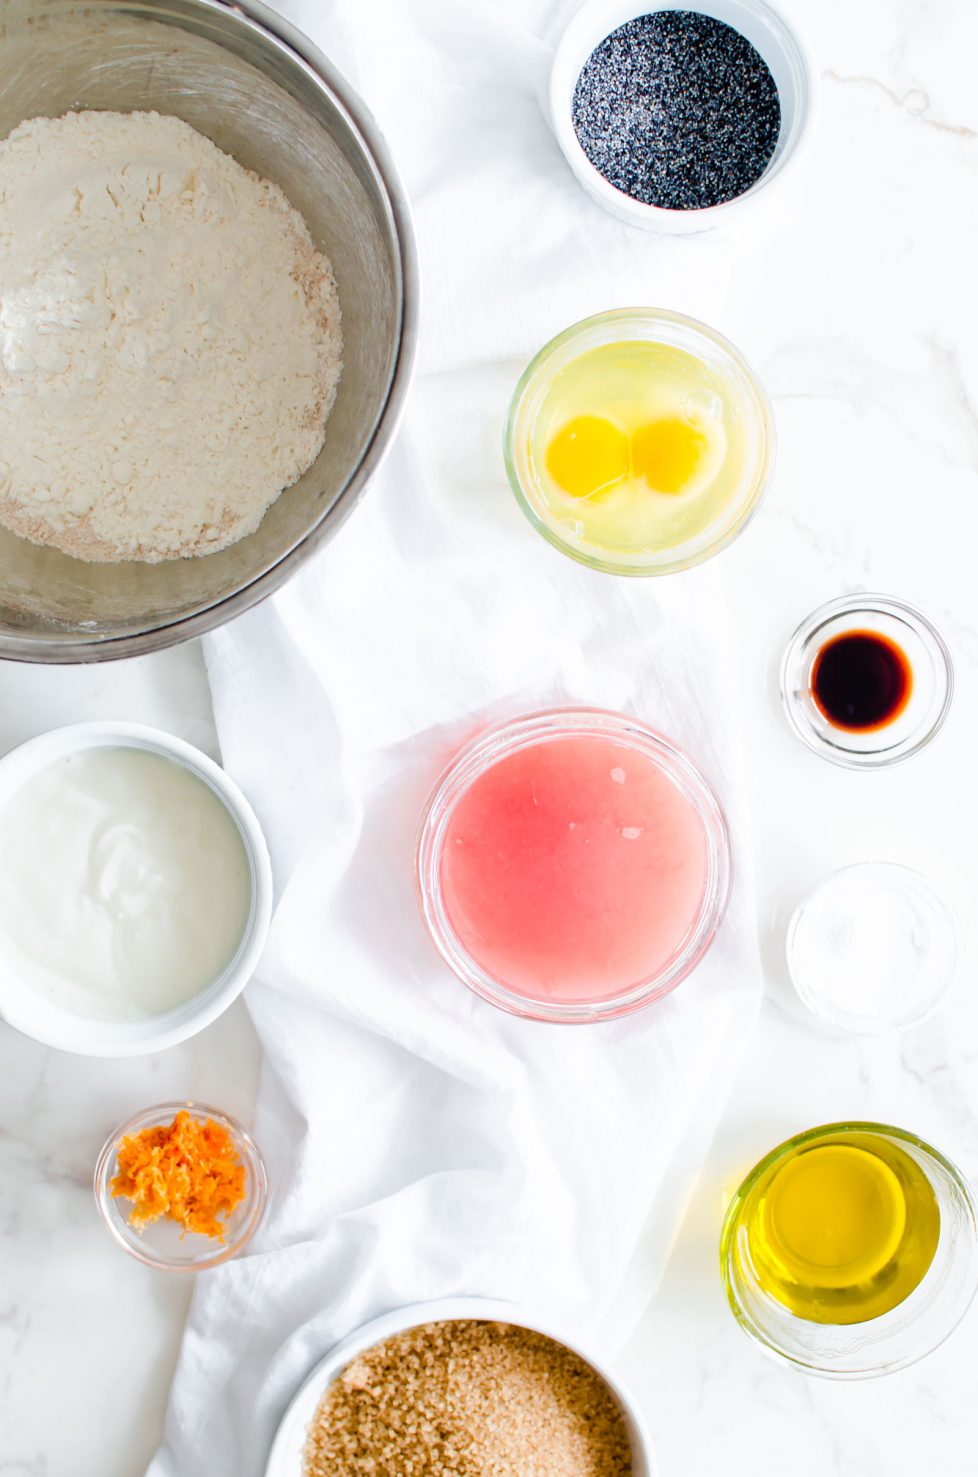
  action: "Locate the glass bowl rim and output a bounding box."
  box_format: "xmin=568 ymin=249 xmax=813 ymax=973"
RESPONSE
xmin=94 ymin=1099 xmax=267 ymax=1272
xmin=503 ymin=306 xmax=776 ymax=577
xmin=785 ymin=861 xmax=959 ymax=1035
xmin=719 ymin=1119 xmax=978 ymax=1378
xmin=779 ymin=592 xmax=954 ymax=769
xmin=414 ymin=705 xmax=733 ymax=1023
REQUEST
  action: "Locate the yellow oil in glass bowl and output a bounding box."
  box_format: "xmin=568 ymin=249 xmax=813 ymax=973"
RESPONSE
xmin=738 ymin=1131 xmax=940 ymax=1325
xmin=505 ymin=309 xmax=774 ymax=575
xmin=720 ymin=1122 xmax=978 ymax=1377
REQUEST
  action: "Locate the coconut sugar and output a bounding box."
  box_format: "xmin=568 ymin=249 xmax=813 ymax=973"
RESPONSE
xmin=303 ymin=1319 xmax=634 ymax=1476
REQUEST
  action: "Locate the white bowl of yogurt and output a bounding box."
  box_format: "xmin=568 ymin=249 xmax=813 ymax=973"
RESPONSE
xmin=0 ymin=721 xmax=272 ymax=1056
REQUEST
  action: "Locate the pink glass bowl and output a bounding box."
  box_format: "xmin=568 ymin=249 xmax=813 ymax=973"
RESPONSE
xmin=415 ymin=707 xmax=732 ymax=1023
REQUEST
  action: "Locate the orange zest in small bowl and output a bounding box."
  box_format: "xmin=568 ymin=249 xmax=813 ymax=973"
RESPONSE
xmin=110 ymin=1109 xmax=246 ymax=1241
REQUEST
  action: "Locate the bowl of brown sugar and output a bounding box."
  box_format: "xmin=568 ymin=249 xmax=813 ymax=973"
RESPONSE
xmin=266 ymin=1299 xmax=655 ymax=1476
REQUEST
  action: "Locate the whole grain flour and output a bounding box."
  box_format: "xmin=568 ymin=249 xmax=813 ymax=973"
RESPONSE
xmin=0 ymin=110 xmax=342 ymax=563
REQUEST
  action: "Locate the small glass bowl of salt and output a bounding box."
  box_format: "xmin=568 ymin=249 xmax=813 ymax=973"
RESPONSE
xmin=786 ymin=863 xmax=958 ymax=1035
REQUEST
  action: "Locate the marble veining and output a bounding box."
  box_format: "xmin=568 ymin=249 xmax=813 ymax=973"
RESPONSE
xmin=1 ymin=0 xmax=977 ymax=1474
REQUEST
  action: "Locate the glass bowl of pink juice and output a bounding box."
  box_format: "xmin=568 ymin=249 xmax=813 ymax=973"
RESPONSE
xmin=415 ymin=708 xmax=732 ymax=1022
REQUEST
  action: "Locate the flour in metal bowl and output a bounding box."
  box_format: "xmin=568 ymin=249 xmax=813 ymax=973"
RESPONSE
xmin=0 ymin=110 xmax=343 ymax=562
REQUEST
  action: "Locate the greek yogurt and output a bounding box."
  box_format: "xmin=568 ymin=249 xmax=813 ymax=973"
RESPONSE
xmin=0 ymin=745 xmax=252 ymax=1020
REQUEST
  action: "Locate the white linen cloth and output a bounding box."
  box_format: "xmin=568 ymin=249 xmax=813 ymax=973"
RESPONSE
xmin=150 ymin=1 xmax=764 ymax=1471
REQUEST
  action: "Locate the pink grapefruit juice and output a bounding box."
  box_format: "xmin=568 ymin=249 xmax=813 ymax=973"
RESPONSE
xmin=439 ymin=729 xmax=712 ymax=1006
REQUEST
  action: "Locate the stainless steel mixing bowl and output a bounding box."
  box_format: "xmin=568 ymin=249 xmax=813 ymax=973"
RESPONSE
xmin=0 ymin=0 xmax=418 ymax=661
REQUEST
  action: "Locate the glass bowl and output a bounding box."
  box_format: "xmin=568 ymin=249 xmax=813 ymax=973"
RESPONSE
xmin=94 ymin=1101 xmax=267 ymax=1271
xmin=720 ymin=1122 xmax=978 ymax=1378
xmin=780 ymin=594 xmax=953 ymax=768
xmin=786 ymin=863 xmax=958 ymax=1035
xmin=415 ymin=707 xmax=732 ymax=1023
xmin=503 ymin=307 xmax=774 ymax=575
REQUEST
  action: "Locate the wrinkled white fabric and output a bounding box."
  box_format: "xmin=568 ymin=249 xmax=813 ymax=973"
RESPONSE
xmin=149 ymin=2 xmax=764 ymax=1472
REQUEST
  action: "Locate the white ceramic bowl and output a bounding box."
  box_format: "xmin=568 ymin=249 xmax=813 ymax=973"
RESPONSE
xmin=550 ymin=0 xmax=818 ymax=232
xmin=266 ymin=1297 xmax=656 ymax=1476
xmin=0 ymin=721 xmax=272 ymax=1057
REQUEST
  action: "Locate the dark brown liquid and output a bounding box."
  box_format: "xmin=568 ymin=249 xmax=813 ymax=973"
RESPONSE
xmin=811 ymin=630 xmax=913 ymax=732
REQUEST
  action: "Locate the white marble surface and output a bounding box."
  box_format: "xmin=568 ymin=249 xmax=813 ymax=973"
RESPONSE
xmin=2 ymin=0 xmax=978 ymax=1472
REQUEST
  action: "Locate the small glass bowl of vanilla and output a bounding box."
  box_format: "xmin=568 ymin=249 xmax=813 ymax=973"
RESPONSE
xmin=720 ymin=1122 xmax=978 ymax=1378
xmin=504 ymin=307 xmax=775 ymax=575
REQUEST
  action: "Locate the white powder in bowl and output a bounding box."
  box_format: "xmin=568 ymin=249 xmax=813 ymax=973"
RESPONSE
xmin=787 ymin=863 xmax=958 ymax=1034
xmin=0 ymin=110 xmax=342 ymax=563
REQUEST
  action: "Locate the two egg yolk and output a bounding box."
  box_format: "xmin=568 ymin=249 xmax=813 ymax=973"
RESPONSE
xmin=545 ymin=414 xmax=708 ymax=500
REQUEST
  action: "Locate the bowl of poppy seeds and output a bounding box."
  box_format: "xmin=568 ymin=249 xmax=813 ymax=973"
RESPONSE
xmin=550 ymin=0 xmax=817 ymax=230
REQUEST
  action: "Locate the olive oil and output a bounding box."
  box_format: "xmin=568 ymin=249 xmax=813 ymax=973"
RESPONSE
xmin=737 ymin=1130 xmax=940 ymax=1325
xmin=735 ymin=1128 xmax=945 ymax=1329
